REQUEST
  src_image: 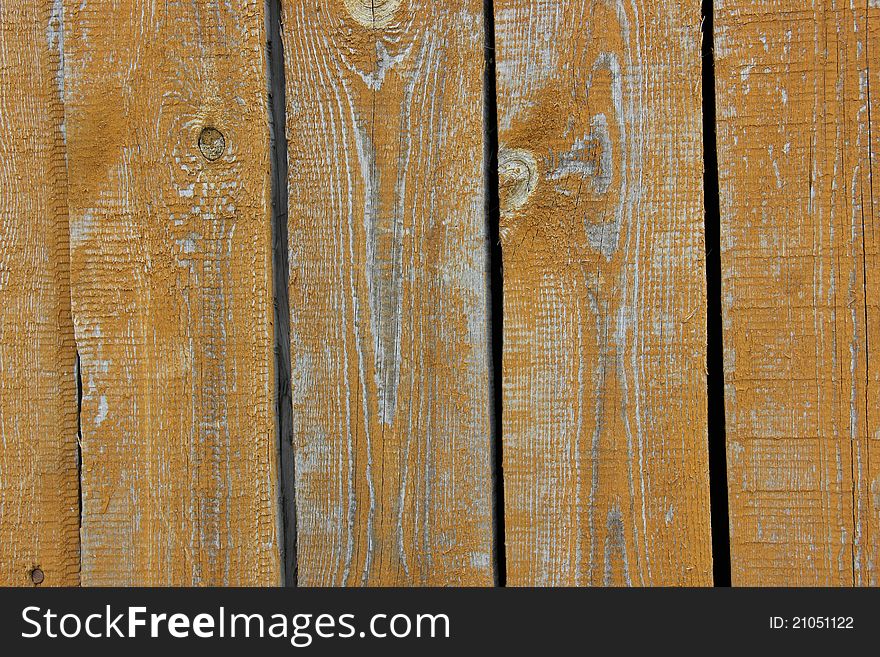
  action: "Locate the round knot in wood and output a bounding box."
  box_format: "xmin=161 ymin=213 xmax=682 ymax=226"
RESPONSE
xmin=198 ymin=127 xmax=226 ymax=161
xmin=343 ymin=0 xmax=401 ymax=28
xmin=498 ymin=147 xmax=538 ymax=216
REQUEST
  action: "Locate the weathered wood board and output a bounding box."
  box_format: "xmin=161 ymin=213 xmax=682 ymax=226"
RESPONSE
xmin=8 ymin=0 xmax=878 ymax=589
xmin=0 ymin=0 xmax=80 ymax=586
xmin=495 ymin=0 xmax=713 ymax=585
xmin=282 ymin=0 xmax=494 ymax=585
xmin=63 ymin=0 xmax=281 ymax=585
xmin=716 ymin=0 xmax=880 ymax=586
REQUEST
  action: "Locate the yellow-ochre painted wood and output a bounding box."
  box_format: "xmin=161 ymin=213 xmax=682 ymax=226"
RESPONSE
xmin=282 ymin=0 xmax=494 ymax=585
xmin=716 ymin=0 xmax=880 ymax=586
xmin=0 ymin=0 xmax=80 ymax=586
xmin=63 ymin=0 xmax=281 ymax=585
xmin=495 ymin=0 xmax=713 ymax=585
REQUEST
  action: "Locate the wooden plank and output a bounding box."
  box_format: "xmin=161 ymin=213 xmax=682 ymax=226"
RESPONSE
xmin=867 ymin=4 xmax=880 ymax=588
xmin=0 ymin=0 xmax=80 ymax=586
xmin=495 ymin=0 xmax=713 ymax=585
xmin=283 ymin=0 xmax=494 ymax=585
xmin=716 ymin=0 xmax=880 ymax=585
xmin=63 ymin=0 xmax=281 ymax=585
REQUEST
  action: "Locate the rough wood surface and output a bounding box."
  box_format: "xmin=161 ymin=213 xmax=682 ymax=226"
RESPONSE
xmin=495 ymin=0 xmax=713 ymax=585
xmin=716 ymin=0 xmax=880 ymax=586
xmin=282 ymin=0 xmax=493 ymax=585
xmin=63 ymin=0 xmax=281 ymax=585
xmin=0 ymin=0 xmax=80 ymax=586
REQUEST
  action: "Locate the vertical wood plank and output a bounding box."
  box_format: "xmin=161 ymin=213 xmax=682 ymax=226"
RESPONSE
xmin=0 ymin=0 xmax=80 ymax=586
xmin=283 ymin=0 xmax=493 ymax=585
xmin=716 ymin=0 xmax=880 ymax=585
xmin=866 ymin=2 xmax=880 ymax=588
xmin=63 ymin=0 xmax=281 ymax=585
xmin=495 ymin=0 xmax=713 ymax=585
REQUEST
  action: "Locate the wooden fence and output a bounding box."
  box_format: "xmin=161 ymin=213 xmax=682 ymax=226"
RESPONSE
xmin=0 ymin=0 xmax=877 ymax=587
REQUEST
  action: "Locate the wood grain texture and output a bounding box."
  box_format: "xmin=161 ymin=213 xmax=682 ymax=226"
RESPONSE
xmin=495 ymin=0 xmax=713 ymax=585
xmin=0 ymin=0 xmax=79 ymax=586
xmin=282 ymin=0 xmax=493 ymax=585
xmin=716 ymin=0 xmax=880 ymax=586
xmin=63 ymin=0 xmax=281 ymax=585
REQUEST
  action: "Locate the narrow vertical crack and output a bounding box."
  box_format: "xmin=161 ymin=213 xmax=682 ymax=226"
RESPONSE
xmin=701 ymin=0 xmax=732 ymax=587
xmin=75 ymin=350 xmax=83 ymax=572
xmin=266 ymin=0 xmax=297 ymax=587
xmin=484 ymin=0 xmax=506 ymax=587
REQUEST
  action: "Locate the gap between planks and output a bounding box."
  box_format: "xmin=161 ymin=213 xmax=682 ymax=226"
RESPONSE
xmin=266 ymin=0 xmax=297 ymax=588
xmin=701 ymin=0 xmax=732 ymax=588
xmin=483 ymin=0 xmax=507 ymax=588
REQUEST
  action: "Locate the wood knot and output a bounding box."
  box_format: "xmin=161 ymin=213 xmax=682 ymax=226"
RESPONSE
xmin=198 ymin=127 xmax=225 ymax=161
xmin=343 ymin=0 xmax=401 ymax=28
xmin=498 ymin=147 xmax=538 ymax=216
xmin=30 ymin=567 xmax=44 ymax=585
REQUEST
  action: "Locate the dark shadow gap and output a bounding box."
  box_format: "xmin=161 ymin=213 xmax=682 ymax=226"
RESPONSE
xmin=701 ymin=0 xmax=732 ymax=587
xmin=267 ymin=0 xmax=297 ymax=587
xmin=75 ymin=351 xmax=83 ymax=562
xmin=484 ymin=0 xmax=506 ymax=588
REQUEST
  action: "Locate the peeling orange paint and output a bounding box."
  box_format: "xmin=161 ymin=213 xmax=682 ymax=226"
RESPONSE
xmin=283 ymin=0 xmax=493 ymax=585
xmin=0 ymin=0 xmax=80 ymax=587
xmin=716 ymin=0 xmax=880 ymax=586
xmin=63 ymin=0 xmax=280 ymax=585
xmin=495 ymin=0 xmax=713 ymax=586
